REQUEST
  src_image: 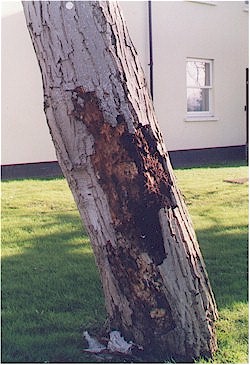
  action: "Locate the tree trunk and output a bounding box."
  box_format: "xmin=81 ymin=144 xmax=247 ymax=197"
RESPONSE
xmin=22 ymin=1 xmax=218 ymax=361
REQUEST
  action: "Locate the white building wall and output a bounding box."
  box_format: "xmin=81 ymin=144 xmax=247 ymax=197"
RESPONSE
xmin=1 ymin=1 xmax=151 ymax=165
xmin=1 ymin=1 xmax=248 ymax=166
xmin=1 ymin=1 xmax=56 ymax=165
xmin=120 ymin=1 xmax=150 ymax=83
xmin=152 ymin=1 xmax=248 ymax=152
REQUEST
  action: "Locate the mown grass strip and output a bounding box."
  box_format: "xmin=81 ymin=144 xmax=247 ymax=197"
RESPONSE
xmin=1 ymin=162 xmax=248 ymax=363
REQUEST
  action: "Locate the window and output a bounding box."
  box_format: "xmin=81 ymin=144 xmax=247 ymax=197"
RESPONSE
xmin=186 ymin=58 xmax=215 ymax=120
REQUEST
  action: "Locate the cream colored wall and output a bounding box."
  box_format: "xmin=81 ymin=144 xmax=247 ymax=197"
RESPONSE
xmin=1 ymin=1 xmax=248 ymax=165
xmin=1 ymin=1 xmax=150 ymax=165
xmin=120 ymin=1 xmax=150 ymax=83
xmin=1 ymin=1 xmax=56 ymax=165
xmin=152 ymin=1 xmax=248 ymax=151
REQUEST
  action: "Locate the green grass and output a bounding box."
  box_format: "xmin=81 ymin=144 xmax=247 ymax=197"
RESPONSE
xmin=1 ymin=162 xmax=248 ymax=363
xmin=1 ymin=179 xmax=105 ymax=362
xmin=175 ymin=162 xmax=248 ymax=363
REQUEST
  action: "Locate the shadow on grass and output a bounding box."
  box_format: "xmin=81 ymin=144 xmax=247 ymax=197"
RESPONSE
xmin=196 ymin=225 xmax=248 ymax=309
xmin=1 ymin=212 xmax=106 ymax=363
xmin=175 ymin=160 xmax=248 ymax=171
xmin=1 ymin=210 xmax=248 ymax=362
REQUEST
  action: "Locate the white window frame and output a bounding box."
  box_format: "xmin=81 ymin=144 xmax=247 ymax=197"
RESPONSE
xmin=185 ymin=58 xmax=216 ymax=122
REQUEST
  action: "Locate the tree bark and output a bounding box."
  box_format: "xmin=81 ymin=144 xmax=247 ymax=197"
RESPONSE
xmin=22 ymin=1 xmax=218 ymax=361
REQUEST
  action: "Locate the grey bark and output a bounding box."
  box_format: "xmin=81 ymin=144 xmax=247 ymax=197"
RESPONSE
xmin=22 ymin=1 xmax=218 ymax=361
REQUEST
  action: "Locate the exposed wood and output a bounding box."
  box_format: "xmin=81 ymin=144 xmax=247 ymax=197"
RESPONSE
xmin=22 ymin=1 xmax=218 ymax=361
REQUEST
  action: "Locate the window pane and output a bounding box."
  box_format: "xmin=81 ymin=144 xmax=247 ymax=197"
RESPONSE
xmin=187 ymin=88 xmax=210 ymax=112
xmin=186 ymin=60 xmax=211 ymax=87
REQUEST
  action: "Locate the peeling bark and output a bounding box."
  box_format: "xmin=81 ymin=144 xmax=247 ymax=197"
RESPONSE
xmin=22 ymin=1 xmax=218 ymax=361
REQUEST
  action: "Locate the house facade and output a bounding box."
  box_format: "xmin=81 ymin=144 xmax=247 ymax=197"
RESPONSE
xmin=2 ymin=1 xmax=249 ymax=178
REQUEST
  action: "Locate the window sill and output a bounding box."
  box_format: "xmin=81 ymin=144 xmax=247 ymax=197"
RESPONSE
xmin=185 ymin=116 xmax=218 ymax=122
xmin=188 ymin=1 xmax=217 ymax=6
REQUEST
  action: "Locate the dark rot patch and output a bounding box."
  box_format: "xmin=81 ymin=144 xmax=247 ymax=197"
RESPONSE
xmin=71 ymin=87 xmax=175 ymax=265
xmin=71 ymin=87 xmax=177 ymax=350
xmin=106 ymin=239 xmax=175 ymax=349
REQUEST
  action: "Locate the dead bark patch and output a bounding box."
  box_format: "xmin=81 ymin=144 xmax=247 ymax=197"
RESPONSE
xmin=71 ymin=87 xmax=175 ymax=265
xmin=71 ymin=87 xmax=177 ymax=348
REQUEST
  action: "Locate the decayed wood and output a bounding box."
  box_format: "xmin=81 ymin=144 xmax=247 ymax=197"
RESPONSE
xmin=22 ymin=1 xmax=218 ymax=361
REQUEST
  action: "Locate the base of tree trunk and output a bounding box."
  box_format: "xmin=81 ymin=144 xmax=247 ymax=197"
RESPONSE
xmin=83 ymin=321 xmax=216 ymax=363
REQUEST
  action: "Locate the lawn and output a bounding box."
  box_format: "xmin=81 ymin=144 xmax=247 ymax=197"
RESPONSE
xmin=1 ymin=162 xmax=248 ymax=363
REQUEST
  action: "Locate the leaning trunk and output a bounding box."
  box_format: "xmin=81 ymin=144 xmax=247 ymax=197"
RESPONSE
xmin=22 ymin=1 xmax=218 ymax=361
